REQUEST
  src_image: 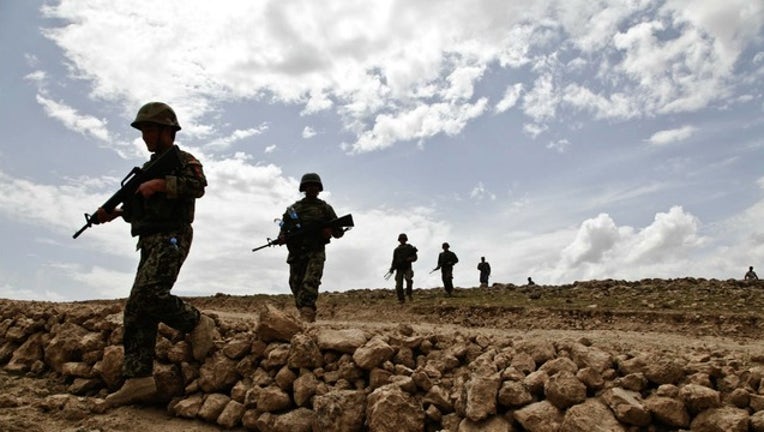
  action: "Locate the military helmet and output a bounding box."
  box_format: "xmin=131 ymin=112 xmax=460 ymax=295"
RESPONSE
xmin=299 ymin=172 xmax=323 ymax=191
xmin=131 ymin=102 xmax=181 ymax=131
xmin=442 ymin=242 xmax=450 ymax=249
xmin=398 ymin=233 xmax=408 ymax=241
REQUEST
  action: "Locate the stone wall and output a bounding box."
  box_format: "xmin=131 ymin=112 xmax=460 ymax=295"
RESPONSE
xmin=2 ymin=300 xmax=764 ymax=431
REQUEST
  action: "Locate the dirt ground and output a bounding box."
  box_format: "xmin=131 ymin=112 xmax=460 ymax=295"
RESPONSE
xmin=2 ymin=279 xmax=764 ymax=431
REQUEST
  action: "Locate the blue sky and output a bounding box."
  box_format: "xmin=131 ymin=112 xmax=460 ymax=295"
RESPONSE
xmin=1 ymin=0 xmax=762 ymax=301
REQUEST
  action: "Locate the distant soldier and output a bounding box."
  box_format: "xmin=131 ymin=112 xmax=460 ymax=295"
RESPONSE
xmin=435 ymin=242 xmax=459 ymax=296
xmin=276 ymin=173 xmax=345 ymax=322
xmin=527 ymin=277 xmax=536 ymax=286
xmin=389 ymin=233 xmax=418 ymax=303
xmin=745 ymin=266 xmax=759 ymax=281
xmin=477 ymin=256 xmax=491 ymax=287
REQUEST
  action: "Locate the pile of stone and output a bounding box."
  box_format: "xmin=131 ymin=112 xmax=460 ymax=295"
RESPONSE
xmin=2 ymin=300 xmax=764 ymax=431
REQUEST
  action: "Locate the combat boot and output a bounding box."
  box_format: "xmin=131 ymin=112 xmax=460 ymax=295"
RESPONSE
xmin=104 ymin=376 xmax=156 ymax=408
xmin=299 ymin=307 xmax=316 ymax=323
xmin=190 ymin=314 xmax=215 ymax=361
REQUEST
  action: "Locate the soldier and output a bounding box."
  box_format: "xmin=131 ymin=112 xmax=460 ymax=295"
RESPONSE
xmin=477 ymin=256 xmax=491 ymax=287
xmin=95 ymin=102 xmax=215 ymax=407
xmin=435 ymin=242 xmax=459 ymax=296
xmin=277 ymin=173 xmax=344 ymax=322
xmin=389 ymin=233 xmax=418 ymax=303
xmin=745 ymin=266 xmax=759 ymax=281
xmin=527 ymin=277 xmax=536 ymax=286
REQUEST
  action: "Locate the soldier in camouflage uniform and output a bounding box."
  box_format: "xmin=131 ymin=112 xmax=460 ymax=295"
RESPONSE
xmin=95 ymin=102 xmax=215 ymax=407
xmin=477 ymin=256 xmax=491 ymax=287
xmin=435 ymin=242 xmax=459 ymax=296
xmin=390 ymin=233 xmax=418 ymax=303
xmin=277 ymin=173 xmax=344 ymax=322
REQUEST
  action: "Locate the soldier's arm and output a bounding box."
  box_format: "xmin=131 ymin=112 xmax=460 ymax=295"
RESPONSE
xmin=166 ymin=153 xmax=207 ymax=199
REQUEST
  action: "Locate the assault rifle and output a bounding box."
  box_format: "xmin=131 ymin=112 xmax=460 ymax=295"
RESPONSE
xmin=252 ymin=213 xmax=354 ymax=252
xmin=72 ymin=146 xmax=182 ymax=239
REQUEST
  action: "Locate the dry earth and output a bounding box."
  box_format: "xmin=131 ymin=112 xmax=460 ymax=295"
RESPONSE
xmin=2 ymin=277 xmax=764 ymax=431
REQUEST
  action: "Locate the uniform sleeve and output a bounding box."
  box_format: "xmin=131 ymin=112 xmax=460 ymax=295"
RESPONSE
xmin=165 ymin=151 xmax=207 ymax=200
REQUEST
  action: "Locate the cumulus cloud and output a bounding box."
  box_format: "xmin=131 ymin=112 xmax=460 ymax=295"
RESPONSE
xmin=302 ymin=126 xmax=317 ymax=139
xmin=37 ymin=0 xmax=761 ymax=152
xmin=555 ymin=206 xmax=704 ymax=281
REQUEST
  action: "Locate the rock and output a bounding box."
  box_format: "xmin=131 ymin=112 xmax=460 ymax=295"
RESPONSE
xmin=198 ymin=351 xmax=239 ymax=393
xmin=313 ymin=390 xmax=366 ymax=431
xmin=679 ymin=383 xmax=721 ymax=413
xmin=497 ymin=380 xmax=533 ymax=407
xmin=256 ymin=385 xmax=292 ymax=412
xmin=197 ymin=393 xmax=230 ymax=422
xmin=560 ymin=398 xmax=626 ymax=432
xmin=317 ymin=328 xmax=368 ymax=354
xmin=601 ymin=387 xmax=650 ymax=426
xmin=644 ymin=395 xmax=689 ymax=428
xmin=514 ymin=400 xmax=564 ymax=432
xmin=458 ymin=415 xmax=514 ymax=431
xmin=288 ymin=333 xmax=323 ymax=369
xmin=92 ymin=345 xmax=123 ymax=390
xmin=216 ymin=400 xmax=244 ymax=429
xmin=255 ymin=304 xmax=303 ymax=342
xmin=353 ymin=336 xmax=395 ymax=370
xmin=367 ymin=384 xmax=424 ymax=432
xmin=544 ymin=370 xmax=586 ymax=409
xmin=463 ymin=374 xmax=500 ymax=422
xmin=690 ymin=406 xmax=748 ymax=432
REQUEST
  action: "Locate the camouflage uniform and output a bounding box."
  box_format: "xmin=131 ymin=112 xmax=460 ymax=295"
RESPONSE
xmin=121 ymin=146 xmax=206 ymax=378
xmin=437 ymin=248 xmax=459 ymax=295
xmin=390 ymin=243 xmax=418 ymax=302
xmin=280 ymin=196 xmax=339 ymax=311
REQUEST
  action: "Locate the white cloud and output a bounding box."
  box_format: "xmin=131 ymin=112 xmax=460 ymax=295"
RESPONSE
xmin=546 ymin=139 xmax=570 ymax=153
xmin=470 ymin=182 xmax=496 ymax=201
xmin=346 ymin=99 xmax=488 ymax=153
xmin=553 ymin=206 xmax=704 ymax=281
xmin=205 ymin=125 xmax=268 ymax=150
xmin=264 ymin=145 xmax=277 ymax=154
xmin=302 ymin=126 xmax=317 ymax=139
xmin=495 ymin=83 xmax=524 ymax=113
xmin=37 ymin=0 xmax=762 ymax=151
xmin=35 ymin=94 xmax=111 ymax=142
xmin=647 ymin=125 xmax=697 ymax=146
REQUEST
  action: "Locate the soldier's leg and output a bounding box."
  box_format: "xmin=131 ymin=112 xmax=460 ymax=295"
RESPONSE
xmin=289 ymin=258 xmax=309 ymax=308
xmin=405 ymin=269 xmax=414 ymax=300
xmin=298 ymin=251 xmax=325 ymax=310
xmin=394 ymin=270 xmax=405 ymax=303
xmin=122 ymin=286 xmax=159 ymax=379
xmin=136 ymin=231 xmax=199 ymax=334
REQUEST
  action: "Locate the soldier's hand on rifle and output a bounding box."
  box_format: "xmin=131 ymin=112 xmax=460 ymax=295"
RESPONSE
xmin=95 ymin=207 xmax=123 ymax=224
xmin=275 ymin=233 xmax=286 ymax=245
xmin=321 ymin=227 xmax=333 ymax=240
xmin=136 ymin=178 xmax=167 ymax=198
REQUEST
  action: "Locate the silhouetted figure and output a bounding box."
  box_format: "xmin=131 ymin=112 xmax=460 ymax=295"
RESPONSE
xmin=527 ymin=277 xmax=535 ymax=286
xmin=435 ymin=242 xmax=459 ymax=296
xmin=477 ymin=256 xmax=491 ymax=287
xmin=745 ymin=266 xmax=759 ymax=281
xmin=389 ymin=233 xmax=418 ymax=303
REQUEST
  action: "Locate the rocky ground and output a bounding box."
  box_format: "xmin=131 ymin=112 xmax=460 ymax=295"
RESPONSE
xmin=1 ymin=278 xmax=764 ymax=431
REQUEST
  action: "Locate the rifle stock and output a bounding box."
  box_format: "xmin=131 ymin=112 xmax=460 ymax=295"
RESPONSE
xmin=252 ymin=213 xmax=354 ymax=252
xmin=72 ymin=146 xmax=182 ymax=239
